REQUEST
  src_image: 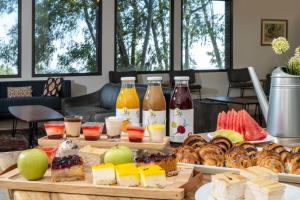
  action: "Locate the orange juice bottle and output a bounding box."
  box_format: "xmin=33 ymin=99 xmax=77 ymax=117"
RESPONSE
xmin=116 ymin=77 xmax=140 ymax=125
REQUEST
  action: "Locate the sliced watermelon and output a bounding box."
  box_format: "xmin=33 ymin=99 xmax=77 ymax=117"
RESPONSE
xmin=242 ymin=110 xmax=267 ymax=141
xmin=226 ymin=110 xmax=231 ymax=130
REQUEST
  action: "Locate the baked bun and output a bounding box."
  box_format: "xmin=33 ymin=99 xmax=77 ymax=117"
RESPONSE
xmin=285 ymin=153 xmax=300 ymax=174
xmin=256 ymin=151 xmax=285 ymax=173
xmin=291 ymin=144 xmax=300 ymax=154
xmin=198 ymin=144 xmax=225 ymax=167
xmin=182 ymin=134 xmax=207 ymax=148
xmin=225 ymin=148 xmax=254 ymax=169
xmin=263 ymin=143 xmax=289 ymax=162
xmin=211 ymin=136 xmax=233 ymax=153
xmin=175 ymin=146 xmax=199 ymax=164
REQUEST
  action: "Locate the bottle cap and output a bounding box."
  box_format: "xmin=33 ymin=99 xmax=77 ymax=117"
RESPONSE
xmin=147 ymin=76 xmax=163 ymax=81
xmin=174 ymin=76 xmax=189 ymax=81
xmin=121 ymin=77 xmax=136 ymax=81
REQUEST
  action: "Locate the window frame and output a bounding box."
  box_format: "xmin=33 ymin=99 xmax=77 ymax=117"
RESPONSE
xmin=0 ymin=0 xmax=22 ymax=78
xmin=32 ymin=0 xmax=102 ymax=77
xmin=114 ymin=0 xmax=174 ymax=74
xmin=180 ymin=0 xmax=233 ymax=72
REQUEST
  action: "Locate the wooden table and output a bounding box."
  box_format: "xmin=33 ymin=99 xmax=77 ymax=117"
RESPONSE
xmin=8 ymin=105 xmax=64 ymax=147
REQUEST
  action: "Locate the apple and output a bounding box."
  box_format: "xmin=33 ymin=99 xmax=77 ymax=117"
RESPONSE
xmin=104 ymin=145 xmax=133 ymax=165
xmin=17 ymin=149 xmax=48 ymax=181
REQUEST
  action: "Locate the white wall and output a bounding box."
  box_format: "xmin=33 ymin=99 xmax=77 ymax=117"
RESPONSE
xmin=2 ymin=0 xmax=300 ymax=97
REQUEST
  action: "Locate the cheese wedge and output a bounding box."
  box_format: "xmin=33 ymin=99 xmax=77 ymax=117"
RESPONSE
xmin=240 ymin=166 xmax=278 ymax=182
xmin=92 ymin=163 xmax=116 ymax=185
xmin=211 ymin=172 xmax=246 ymax=200
xmin=245 ymin=179 xmax=285 ymax=200
xmin=138 ymin=165 xmax=166 ymax=188
xmin=115 ymin=163 xmax=139 ymax=187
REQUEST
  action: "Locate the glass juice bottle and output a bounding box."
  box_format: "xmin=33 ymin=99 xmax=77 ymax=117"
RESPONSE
xmin=116 ymin=77 xmax=140 ymax=125
xmin=143 ymin=77 xmax=166 ymax=136
xmin=169 ymin=76 xmax=194 ymax=143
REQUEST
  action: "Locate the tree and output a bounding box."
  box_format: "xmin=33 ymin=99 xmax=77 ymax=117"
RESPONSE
xmin=182 ymin=0 xmax=225 ymax=70
xmin=0 ymin=0 xmax=19 ymax=75
xmin=34 ymin=0 xmax=99 ymax=74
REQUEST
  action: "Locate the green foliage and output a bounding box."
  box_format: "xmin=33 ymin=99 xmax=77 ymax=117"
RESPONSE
xmin=34 ymin=0 xmax=98 ymax=74
xmin=116 ymin=0 xmax=170 ymax=71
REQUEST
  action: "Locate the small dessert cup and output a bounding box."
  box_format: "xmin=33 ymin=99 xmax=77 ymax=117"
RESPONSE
xmin=147 ymin=124 xmax=166 ymax=143
xmin=64 ymin=116 xmax=82 ymax=137
xmin=44 ymin=121 xmax=65 ymax=139
xmin=105 ymin=117 xmax=123 ymax=140
xmin=82 ymin=122 xmax=104 ymax=141
xmin=37 ymin=146 xmax=57 ymax=165
xmin=127 ymin=123 xmax=145 ymax=143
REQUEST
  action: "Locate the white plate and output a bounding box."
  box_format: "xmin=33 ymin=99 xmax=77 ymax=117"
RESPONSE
xmin=195 ymin=183 xmax=300 ymax=200
xmin=207 ymin=132 xmax=274 ymax=144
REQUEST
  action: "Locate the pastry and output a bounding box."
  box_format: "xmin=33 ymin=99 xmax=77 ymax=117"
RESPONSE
xmin=245 ymin=179 xmax=285 ymax=200
xmin=79 ymin=145 xmax=106 ymax=168
xmin=234 ymin=142 xmax=257 ymax=158
xmin=240 ymin=166 xmax=278 ymax=181
xmin=225 ymin=148 xmax=254 ymax=169
xmin=291 ymin=144 xmax=300 ymax=154
xmin=256 ymin=151 xmax=285 ymax=173
xmin=138 ymin=165 xmax=167 ymax=188
xmin=173 ymin=146 xmax=199 ymax=164
xmin=135 ymin=153 xmax=177 ymax=176
xmin=211 ymin=136 xmax=233 ymax=153
xmin=285 ymin=153 xmax=300 ymax=174
xmin=211 ymin=172 xmax=246 ymax=200
xmin=51 ymin=139 xmax=85 ymax=182
xmin=115 ymin=163 xmax=139 ymax=187
xmin=198 ymin=144 xmax=225 ymax=166
xmin=182 ymin=134 xmax=207 ymax=146
xmin=263 ymin=143 xmax=290 ymax=162
xmin=92 ymin=163 xmax=116 ymax=185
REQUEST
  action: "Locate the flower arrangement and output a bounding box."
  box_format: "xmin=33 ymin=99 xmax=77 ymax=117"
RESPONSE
xmin=272 ymin=37 xmax=300 ymax=75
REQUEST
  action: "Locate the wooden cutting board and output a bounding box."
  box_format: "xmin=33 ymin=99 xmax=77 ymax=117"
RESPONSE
xmin=38 ymin=135 xmax=170 ymax=151
xmin=0 ymin=165 xmax=194 ymax=200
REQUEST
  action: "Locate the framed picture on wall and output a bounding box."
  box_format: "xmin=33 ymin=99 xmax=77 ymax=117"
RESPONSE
xmin=261 ymin=19 xmax=288 ymax=46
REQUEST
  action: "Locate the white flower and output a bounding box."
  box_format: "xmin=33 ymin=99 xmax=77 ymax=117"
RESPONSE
xmin=272 ymin=37 xmax=290 ymax=55
xmin=295 ymin=47 xmax=300 ymax=57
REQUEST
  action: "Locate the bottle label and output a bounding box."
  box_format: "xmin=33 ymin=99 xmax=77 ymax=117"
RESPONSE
xmin=116 ymin=108 xmax=140 ymax=124
xmin=169 ymin=108 xmax=194 ymax=143
xmin=143 ymin=110 xmax=166 ymax=136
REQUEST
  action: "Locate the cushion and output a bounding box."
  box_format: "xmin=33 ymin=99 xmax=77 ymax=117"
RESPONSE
xmin=43 ymin=77 xmax=64 ymax=96
xmin=7 ymin=86 xmax=32 ymax=98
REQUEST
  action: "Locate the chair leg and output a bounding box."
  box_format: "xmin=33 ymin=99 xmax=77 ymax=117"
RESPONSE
xmin=199 ymin=89 xmax=201 ymax=100
xmin=227 ymin=87 xmax=230 ymax=96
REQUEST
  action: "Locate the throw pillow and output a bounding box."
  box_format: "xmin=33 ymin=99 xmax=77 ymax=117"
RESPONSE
xmin=7 ymin=86 xmax=32 ymax=98
xmin=43 ymin=77 xmax=64 ymax=96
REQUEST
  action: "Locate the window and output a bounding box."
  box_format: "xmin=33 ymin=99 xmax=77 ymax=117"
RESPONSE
xmin=115 ymin=0 xmax=173 ymax=72
xmin=0 ymin=0 xmax=20 ymax=77
xmin=182 ymin=0 xmax=232 ymax=71
xmin=33 ymin=0 xmax=101 ymax=76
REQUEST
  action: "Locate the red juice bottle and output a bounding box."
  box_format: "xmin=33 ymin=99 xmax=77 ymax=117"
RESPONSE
xmin=169 ymin=76 xmax=194 ymax=143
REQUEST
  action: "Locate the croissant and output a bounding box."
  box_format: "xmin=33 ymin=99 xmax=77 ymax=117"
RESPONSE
xmin=175 ymin=146 xmax=200 ymax=164
xmin=285 ymin=153 xmax=300 ymax=174
xmin=291 ymin=145 xmax=300 ymax=154
xmin=233 ymin=142 xmax=257 ymax=159
xmin=210 ymin=136 xmax=233 ymax=153
xmin=198 ymin=144 xmax=225 ymax=167
xmin=263 ymin=143 xmax=290 ymax=162
xmin=256 ymin=151 xmax=285 ymax=173
xmin=225 ymin=148 xmax=254 ymax=169
xmin=182 ymin=134 xmax=207 ymax=147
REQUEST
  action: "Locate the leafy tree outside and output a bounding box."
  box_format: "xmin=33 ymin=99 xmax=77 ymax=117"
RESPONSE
xmin=182 ymin=0 xmax=226 ymax=70
xmin=34 ymin=0 xmax=100 ymax=75
xmin=115 ymin=0 xmax=171 ymax=72
xmin=0 ymin=0 xmax=19 ymax=76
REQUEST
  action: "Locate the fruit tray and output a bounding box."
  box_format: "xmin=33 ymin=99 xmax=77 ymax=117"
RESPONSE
xmin=38 ymin=135 xmax=170 ymax=151
xmin=179 ymin=163 xmax=300 ymax=184
xmin=0 ymin=165 xmax=193 ymax=200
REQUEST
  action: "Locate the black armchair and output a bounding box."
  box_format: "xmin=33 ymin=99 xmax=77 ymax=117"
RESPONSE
xmin=169 ymin=69 xmax=202 ymax=99
xmin=227 ymin=68 xmax=253 ymax=97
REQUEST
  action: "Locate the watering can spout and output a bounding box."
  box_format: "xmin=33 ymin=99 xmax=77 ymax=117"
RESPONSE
xmin=248 ymin=67 xmax=269 ymax=122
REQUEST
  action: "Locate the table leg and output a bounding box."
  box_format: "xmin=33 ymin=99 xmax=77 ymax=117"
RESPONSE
xmin=12 ymin=118 xmax=17 ymax=137
xmin=28 ymin=122 xmax=34 ymax=148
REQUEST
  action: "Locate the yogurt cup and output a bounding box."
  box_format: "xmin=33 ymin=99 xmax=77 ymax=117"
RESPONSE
xmin=105 ymin=116 xmax=123 ymax=139
xmin=64 ymin=116 xmax=82 ymax=137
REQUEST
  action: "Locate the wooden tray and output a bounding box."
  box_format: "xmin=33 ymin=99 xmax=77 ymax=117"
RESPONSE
xmin=179 ymin=163 xmax=300 ymax=184
xmin=0 ymin=165 xmax=193 ymax=200
xmin=38 ymin=135 xmax=170 ymax=151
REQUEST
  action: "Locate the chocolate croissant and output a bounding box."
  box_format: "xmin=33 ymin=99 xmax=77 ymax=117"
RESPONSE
xmin=225 ymin=148 xmax=254 ymax=169
xmin=175 ymin=146 xmax=200 ymax=164
xmin=256 ymin=151 xmax=285 ymax=173
xmin=285 ymin=153 xmax=300 ymax=174
xmin=198 ymin=144 xmax=225 ymax=167
xmin=182 ymin=134 xmax=207 ymax=148
xmin=263 ymin=143 xmax=290 ymax=163
xmin=211 ymin=136 xmax=233 ymax=153
xmin=234 ymin=142 xmax=257 ymax=158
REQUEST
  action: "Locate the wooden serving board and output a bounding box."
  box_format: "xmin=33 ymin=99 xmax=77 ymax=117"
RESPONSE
xmin=179 ymin=163 xmax=300 ymax=185
xmin=0 ymin=165 xmax=194 ymax=200
xmin=38 ymin=135 xmax=170 ymax=151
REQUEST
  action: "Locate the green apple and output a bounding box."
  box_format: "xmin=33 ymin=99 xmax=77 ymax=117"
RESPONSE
xmin=17 ymin=149 xmax=48 ymax=181
xmin=104 ymin=145 xmax=133 ymax=165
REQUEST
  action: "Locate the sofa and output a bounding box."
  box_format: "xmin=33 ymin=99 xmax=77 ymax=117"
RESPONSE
xmin=0 ymin=80 xmax=71 ymax=116
xmin=62 ymin=83 xmax=173 ymax=124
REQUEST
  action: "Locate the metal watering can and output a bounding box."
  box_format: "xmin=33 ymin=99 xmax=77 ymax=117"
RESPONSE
xmin=248 ymin=67 xmax=300 ymax=142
